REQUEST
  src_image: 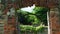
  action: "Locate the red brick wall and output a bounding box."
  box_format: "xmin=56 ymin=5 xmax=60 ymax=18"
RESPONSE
xmin=50 ymin=8 xmax=60 ymax=34
xmin=4 ymin=16 xmax=17 ymax=34
xmin=3 ymin=0 xmax=59 ymax=34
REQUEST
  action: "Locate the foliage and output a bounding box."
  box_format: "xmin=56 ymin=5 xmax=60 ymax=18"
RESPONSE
xmin=20 ymin=24 xmax=46 ymax=32
xmin=33 ymin=7 xmax=48 ymax=25
xmin=26 ymin=15 xmax=41 ymax=25
xmin=17 ymin=6 xmax=48 ymax=25
xmin=17 ymin=6 xmax=48 ymax=32
xmin=20 ymin=25 xmax=35 ymax=31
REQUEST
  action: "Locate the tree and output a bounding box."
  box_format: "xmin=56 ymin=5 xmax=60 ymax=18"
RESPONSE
xmin=17 ymin=7 xmax=48 ymax=25
xmin=33 ymin=7 xmax=48 ymax=25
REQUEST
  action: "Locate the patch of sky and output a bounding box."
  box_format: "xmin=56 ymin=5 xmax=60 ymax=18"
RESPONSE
xmin=21 ymin=4 xmax=35 ymax=13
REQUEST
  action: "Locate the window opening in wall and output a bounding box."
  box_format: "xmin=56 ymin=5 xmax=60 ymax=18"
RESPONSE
xmin=17 ymin=4 xmax=49 ymax=34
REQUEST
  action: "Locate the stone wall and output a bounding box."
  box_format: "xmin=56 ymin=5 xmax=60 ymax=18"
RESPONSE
xmin=0 ymin=15 xmax=7 ymax=34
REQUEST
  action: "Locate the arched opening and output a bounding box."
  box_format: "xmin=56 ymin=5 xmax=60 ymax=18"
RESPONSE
xmin=17 ymin=4 xmax=49 ymax=34
xmin=17 ymin=4 xmax=49 ymax=26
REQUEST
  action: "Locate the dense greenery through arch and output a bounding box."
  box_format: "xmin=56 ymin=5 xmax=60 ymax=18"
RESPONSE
xmin=17 ymin=6 xmax=48 ymax=25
